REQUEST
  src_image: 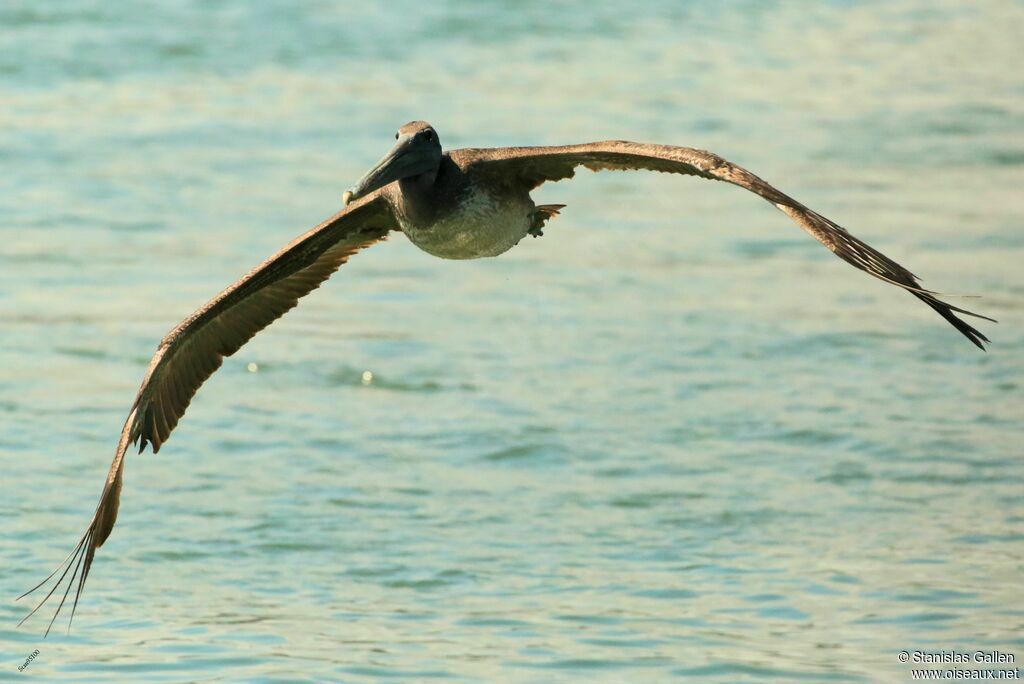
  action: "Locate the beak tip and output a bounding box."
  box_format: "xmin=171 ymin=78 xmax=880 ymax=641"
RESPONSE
xmin=342 ymin=190 xmax=353 ymax=206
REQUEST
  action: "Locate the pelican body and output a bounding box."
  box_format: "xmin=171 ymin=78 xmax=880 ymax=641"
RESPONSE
xmin=21 ymin=119 xmax=993 ymax=635
xmin=344 ymin=121 xmax=556 ymax=259
xmin=397 ymin=171 xmax=536 ymax=259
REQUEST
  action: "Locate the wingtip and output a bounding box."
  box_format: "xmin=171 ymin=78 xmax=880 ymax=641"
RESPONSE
xmin=18 ymin=527 xmax=93 ymax=637
xmin=912 ymin=290 xmax=993 ymax=352
xmin=19 ymin=474 xmax=116 ymax=637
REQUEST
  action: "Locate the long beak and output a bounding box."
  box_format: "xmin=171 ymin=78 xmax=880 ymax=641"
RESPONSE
xmin=344 ymin=134 xmax=431 ymax=205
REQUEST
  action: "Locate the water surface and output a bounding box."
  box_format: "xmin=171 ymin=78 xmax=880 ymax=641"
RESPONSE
xmin=1 ymin=1 xmax=1022 ymax=681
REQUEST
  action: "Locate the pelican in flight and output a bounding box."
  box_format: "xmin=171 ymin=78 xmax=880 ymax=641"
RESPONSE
xmin=21 ymin=120 xmax=992 ymax=634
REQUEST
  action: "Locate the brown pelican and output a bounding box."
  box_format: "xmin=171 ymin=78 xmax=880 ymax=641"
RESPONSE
xmin=20 ymin=120 xmax=993 ymax=635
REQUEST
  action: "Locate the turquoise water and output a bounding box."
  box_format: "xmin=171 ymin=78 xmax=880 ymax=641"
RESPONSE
xmin=2 ymin=1 xmax=1022 ymax=681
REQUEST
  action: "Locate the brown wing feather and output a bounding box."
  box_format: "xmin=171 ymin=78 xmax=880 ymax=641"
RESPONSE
xmin=19 ymin=192 xmax=397 ymax=635
xmin=454 ymin=142 xmax=993 ymax=348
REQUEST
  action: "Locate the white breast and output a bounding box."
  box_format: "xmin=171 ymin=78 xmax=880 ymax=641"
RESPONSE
xmin=400 ymin=186 xmax=531 ymax=260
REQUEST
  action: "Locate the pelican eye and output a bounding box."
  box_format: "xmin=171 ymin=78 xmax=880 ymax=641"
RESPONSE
xmin=423 ymin=130 xmax=434 ymax=141
xmin=394 ymin=132 xmax=399 ymax=140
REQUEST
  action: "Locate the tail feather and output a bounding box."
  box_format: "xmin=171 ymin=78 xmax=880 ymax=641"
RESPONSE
xmin=535 ymin=203 xmax=566 ymax=219
xmin=529 ymin=204 xmax=566 ymax=237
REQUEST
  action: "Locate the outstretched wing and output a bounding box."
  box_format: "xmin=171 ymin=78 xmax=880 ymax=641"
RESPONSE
xmin=19 ymin=192 xmax=398 ymax=635
xmin=454 ymin=142 xmax=993 ymax=348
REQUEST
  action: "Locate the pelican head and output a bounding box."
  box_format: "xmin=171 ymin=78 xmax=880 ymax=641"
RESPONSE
xmin=343 ymin=121 xmax=442 ymax=205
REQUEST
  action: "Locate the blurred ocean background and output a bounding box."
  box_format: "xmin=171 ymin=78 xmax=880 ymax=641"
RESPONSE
xmin=1 ymin=1 xmax=1022 ymax=681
